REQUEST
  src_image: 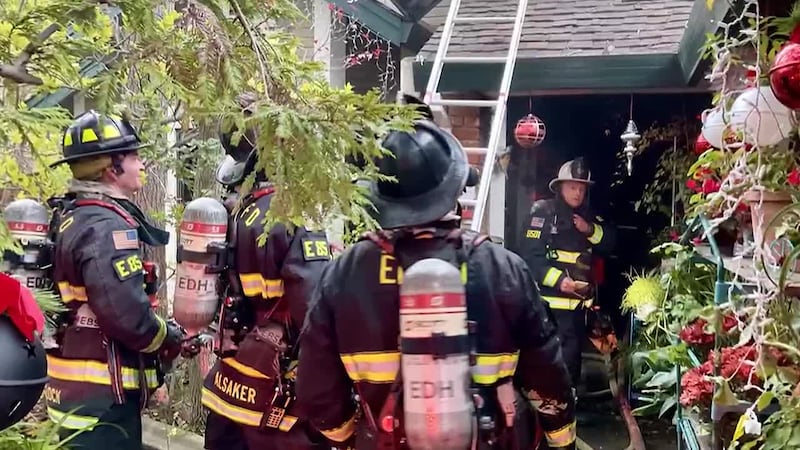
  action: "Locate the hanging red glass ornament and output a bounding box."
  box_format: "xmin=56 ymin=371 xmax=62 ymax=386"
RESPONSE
xmin=514 ymin=114 xmax=546 ymax=148
xmin=769 ymin=25 xmax=800 ymax=110
xmin=695 ymin=133 xmax=712 ymax=155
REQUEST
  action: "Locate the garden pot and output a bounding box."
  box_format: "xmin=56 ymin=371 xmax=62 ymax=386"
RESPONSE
xmin=744 ymin=189 xmax=793 ymax=264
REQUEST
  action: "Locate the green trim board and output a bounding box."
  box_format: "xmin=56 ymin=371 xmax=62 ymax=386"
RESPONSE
xmin=328 ymin=0 xmax=432 ymax=50
xmin=412 ymin=54 xmax=690 ymax=92
xmin=677 ymin=0 xmax=737 ymax=85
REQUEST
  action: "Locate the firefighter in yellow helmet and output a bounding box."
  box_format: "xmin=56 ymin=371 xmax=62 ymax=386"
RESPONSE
xmin=45 ymin=111 xmax=185 ymax=449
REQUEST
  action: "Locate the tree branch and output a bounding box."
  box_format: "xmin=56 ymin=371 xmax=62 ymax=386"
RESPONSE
xmin=0 ymin=23 xmax=60 ymax=85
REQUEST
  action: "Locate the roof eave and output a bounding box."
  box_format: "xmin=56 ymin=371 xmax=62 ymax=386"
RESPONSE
xmin=677 ymin=0 xmax=738 ymax=85
xmin=329 ymin=0 xmax=432 ymax=52
xmin=412 ymin=53 xmax=699 ymax=92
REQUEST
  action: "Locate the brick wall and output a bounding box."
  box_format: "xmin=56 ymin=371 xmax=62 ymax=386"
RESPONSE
xmin=440 ymin=98 xmax=490 ymax=223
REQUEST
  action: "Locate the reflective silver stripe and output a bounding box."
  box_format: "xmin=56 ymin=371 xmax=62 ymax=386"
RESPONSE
xmin=340 ymin=352 xmax=400 ymax=383
xmin=47 ymin=407 xmax=99 ymax=430
xmin=471 ymin=353 xmax=518 ymax=384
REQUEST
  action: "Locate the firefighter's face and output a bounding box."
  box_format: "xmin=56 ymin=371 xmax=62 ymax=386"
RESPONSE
xmin=114 ymin=151 xmax=146 ymax=195
xmin=559 ymin=181 xmax=587 ymax=208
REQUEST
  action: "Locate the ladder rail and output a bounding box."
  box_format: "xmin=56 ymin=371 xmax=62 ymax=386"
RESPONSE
xmin=422 ymin=0 xmax=463 ymax=104
xmin=470 ymin=0 xmax=529 ymax=233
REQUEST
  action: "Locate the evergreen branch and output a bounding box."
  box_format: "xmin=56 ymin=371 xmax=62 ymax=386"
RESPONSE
xmin=228 ymin=0 xmax=270 ymax=100
xmin=0 ymin=23 xmax=60 ymax=85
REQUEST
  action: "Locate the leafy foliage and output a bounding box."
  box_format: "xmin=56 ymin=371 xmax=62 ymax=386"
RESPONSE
xmin=0 ymin=0 xmax=419 ymax=253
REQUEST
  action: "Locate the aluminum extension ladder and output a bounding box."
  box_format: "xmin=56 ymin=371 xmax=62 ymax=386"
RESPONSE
xmin=422 ymin=0 xmax=529 ymax=233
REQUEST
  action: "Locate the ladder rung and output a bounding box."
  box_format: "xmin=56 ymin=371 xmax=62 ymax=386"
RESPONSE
xmin=460 ymin=199 xmax=477 ymax=207
xmin=453 ymin=16 xmax=517 ymax=23
xmin=464 ymin=147 xmax=488 ymax=155
xmin=442 ymin=56 xmax=507 ymax=64
xmin=430 ymin=99 xmax=498 ymax=108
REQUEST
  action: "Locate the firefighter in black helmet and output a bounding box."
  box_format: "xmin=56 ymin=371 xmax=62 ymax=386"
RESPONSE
xmin=46 ymin=111 xmax=185 ymax=449
xmin=0 ymin=272 xmax=48 ymax=432
xmin=295 ymin=100 xmax=577 ymax=449
xmin=519 ymin=158 xmax=617 ymax=390
xmin=197 ymin=93 xmax=330 ymax=450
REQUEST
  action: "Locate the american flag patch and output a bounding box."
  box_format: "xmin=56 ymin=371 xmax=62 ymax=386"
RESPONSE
xmin=530 ymin=216 xmax=545 ymax=228
xmin=112 ymin=229 xmax=139 ymax=250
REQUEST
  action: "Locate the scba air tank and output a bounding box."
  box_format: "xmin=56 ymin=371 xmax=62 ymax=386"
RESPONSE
xmin=399 ymin=257 xmax=474 ymax=450
xmin=173 ymin=197 xmax=229 ymax=336
xmin=1 ymin=199 xmax=52 ymax=291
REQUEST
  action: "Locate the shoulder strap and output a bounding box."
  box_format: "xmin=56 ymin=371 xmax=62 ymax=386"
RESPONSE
xmin=73 ymin=198 xmax=138 ymax=227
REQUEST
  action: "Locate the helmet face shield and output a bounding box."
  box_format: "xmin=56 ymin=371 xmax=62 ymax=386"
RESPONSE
xmin=215 ymin=155 xmax=248 ymax=187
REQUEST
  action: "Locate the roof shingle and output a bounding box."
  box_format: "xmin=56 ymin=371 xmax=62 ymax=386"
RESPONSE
xmin=420 ymin=0 xmax=694 ymax=58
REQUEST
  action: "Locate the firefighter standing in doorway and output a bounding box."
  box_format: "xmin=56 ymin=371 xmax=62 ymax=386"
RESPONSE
xmin=199 ymin=93 xmax=330 ymax=450
xmin=45 ymin=111 xmax=185 ymax=449
xmin=519 ymin=157 xmax=616 ymax=389
xmin=295 ymin=110 xmax=577 ymax=449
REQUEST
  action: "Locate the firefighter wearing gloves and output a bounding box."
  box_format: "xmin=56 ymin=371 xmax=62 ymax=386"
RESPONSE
xmin=295 ymin=112 xmax=577 ymax=449
xmin=199 ymin=93 xmax=330 ymax=450
xmin=519 ymin=158 xmax=616 ymax=388
xmin=45 ymin=111 xmax=184 ymax=449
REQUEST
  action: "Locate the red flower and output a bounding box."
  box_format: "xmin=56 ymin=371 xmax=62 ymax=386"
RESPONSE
xmin=680 ymin=361 xmax=714 ymax=407
xmin=692 ymin=167 xmax=713 ymax=180
xmin=701 ymin=178 xmax=721 ymax=194
xmin=722 ymin=314 xmax=738 ymax=332
xmin=669 ymin=230 xmax=680 ymax=242
xmin=788 ymin=168 xmax=800 ymax=186
xmin=686 ymin=179 xmax=701 ymax=192
xmin=679 ymin=319 xmax=715 ymax=345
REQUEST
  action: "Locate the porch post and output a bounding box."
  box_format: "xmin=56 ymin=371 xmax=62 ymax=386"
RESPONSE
xmin=314 ymin=0 xmax=347 ymax=249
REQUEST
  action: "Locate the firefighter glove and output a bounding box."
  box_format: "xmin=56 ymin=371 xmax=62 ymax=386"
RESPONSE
xmin=160 ymin=320 xmax=186 ymax=363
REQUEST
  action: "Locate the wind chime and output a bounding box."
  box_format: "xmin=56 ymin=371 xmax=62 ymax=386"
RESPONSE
xmin=621 ymin=94 xmax=640 ymax=176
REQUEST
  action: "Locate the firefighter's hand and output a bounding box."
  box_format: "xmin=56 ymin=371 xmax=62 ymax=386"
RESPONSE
xmin=572 ymin=214 xmax=592 ymax=235
xmin=159 ymin=321 xmax=186 ymax=363
xmin=559 ymin=277 xmax=578 ymax=295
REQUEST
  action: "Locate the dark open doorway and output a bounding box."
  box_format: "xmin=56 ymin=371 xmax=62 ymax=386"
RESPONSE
xmin=505 ymin=92 xmax=711 ymax=329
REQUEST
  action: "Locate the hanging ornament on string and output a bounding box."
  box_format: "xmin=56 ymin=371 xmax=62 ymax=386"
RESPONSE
xmin=621 ymin=95 xmax=640 ymax=176
xmin=514 ymin=97 xmax=546 ymax=149
xmin=769 ymin=23 xmax=800 ymax=110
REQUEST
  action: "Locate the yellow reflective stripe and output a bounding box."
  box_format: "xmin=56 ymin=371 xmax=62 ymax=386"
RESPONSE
xmin=46 ymin=356 xmax=158 ymax=389
xmin=47 ymin=407 xmax=99 ymax=430
xmin=202 ymin=387 xmax=262 ymax=426
xmin=545 ymin=421 xmax=577 ymax=447
xmin=58 ymin=282 xmax=87 ymax=303
xmin=141 ymin=315 xmax=167 ymax=353
xmin=341 ymin=351 xmax=518 ymax=385
xmin=263 ymin=278 xmax=284 ymax=298
xmin=588 ymin=223 xmax=603 ymax=244
xmin=472 ymin=352 xmax=518 ymax=384
xmin=341 ymin=352 xmax=399 ymax=383
xmin=321 ymin=414 xmax=356 ymax=442
xmin=222 ymin=357 xmax=270 ymax=379
xmin=542 ymin=296 xmax=593 ymax=310
xmin=63 ymin=133 xmax=73 ymax=147
xmin=239 ymin=273 xmax=285 ymax=299
xmin=542 ymin=268 xmax=562 ymax=287
xmin=240 ymin=273 xmax=262 ymax=297
xmin=81 ymin=128 xmax=98 ymax=143
xmin=102 ymin=124 xmax=121 ymax=139
xmin=201 ymin=387 xmax=299 ymax=431
xmin=553 ymin=250 xmax=580 ymax=264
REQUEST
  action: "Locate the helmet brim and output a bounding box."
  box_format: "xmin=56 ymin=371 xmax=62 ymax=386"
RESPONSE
xmin=49 ymin=143 xmax=149 ymax=168
xmin=215 ymin=155 xmax=248 ymax=187
xmin=366 ymin=127 xmax=469 ymax=229
xmin=548 ymin=177 xmax=594 ymax=193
